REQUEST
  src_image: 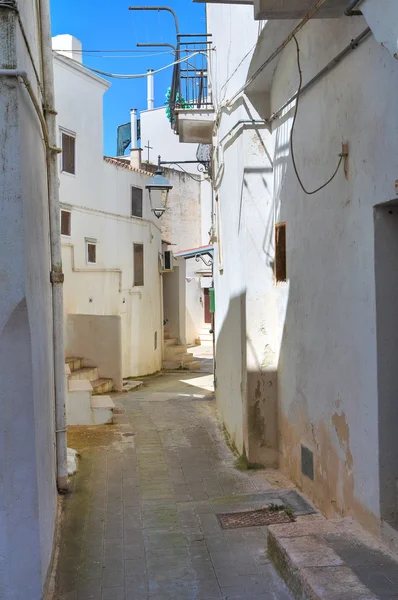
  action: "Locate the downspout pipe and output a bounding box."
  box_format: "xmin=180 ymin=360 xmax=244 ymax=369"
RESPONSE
xmin=38 ymin=0 xmax=69 ymax=492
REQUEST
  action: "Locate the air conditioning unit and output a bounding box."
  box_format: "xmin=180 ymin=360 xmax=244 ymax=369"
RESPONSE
xmin=160 ymin=250 xmax=174 ymax=272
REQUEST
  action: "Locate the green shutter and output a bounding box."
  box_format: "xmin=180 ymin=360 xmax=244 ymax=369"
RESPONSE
xmin=209 ymin=288 xmax=215 ymax=313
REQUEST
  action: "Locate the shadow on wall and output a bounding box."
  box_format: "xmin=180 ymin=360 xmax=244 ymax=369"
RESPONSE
xmin=0 ymin=299 xmax=42 ymax=598
xmin=215 ymin=292 xmax=279 ymax=468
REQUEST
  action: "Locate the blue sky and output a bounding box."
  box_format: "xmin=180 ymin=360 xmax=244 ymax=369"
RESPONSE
xmin=50 ymin=0 xmax=206 ymax=156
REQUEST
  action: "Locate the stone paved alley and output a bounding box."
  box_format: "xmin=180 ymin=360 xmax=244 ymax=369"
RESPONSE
xmin=53 ymin=367 xmax=296 ymax=600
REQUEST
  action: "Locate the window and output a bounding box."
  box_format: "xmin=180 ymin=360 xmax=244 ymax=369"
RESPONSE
xmin=133 ymin=243 xmax=144 ymax=286
xmin=61 ymin=210 xmax=71 ymax=236
xmin=275 ymin=222 xmax=287 ymax=282
xmin=86 ymin=240 xmax=97 ymax=264
xmin=61 ymin=131 xmax=76 ymax=174
xmin=131 ymin=186 xmax=143 ymax=218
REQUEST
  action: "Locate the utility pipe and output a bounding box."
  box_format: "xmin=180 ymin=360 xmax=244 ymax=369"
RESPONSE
xmin=130 ymin=108 xmax=138 ymax=147
xmin=268 ymin=27 xmax=371 ymax=121
xmin=224 ymin=0 xmax=328 ymax=109
xmin=38 ymin=0 xmax=69 ymax=492
xmin=147 ymin=69 xmax=154 ymax=110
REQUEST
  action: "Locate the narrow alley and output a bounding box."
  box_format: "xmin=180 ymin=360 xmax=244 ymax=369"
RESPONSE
xmin=53 ymin=367 xmax=296 ymax=600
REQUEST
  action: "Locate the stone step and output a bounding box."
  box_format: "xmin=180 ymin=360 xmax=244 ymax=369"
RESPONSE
xmin=163 ymin=358 xmax=201 ymax=371
xmin=69 ymin=366 xmax=99 ymax=382
xmin=164 ymin=344 xmax=187 ymax=358
xmin=164 ymin=338 xmax=179 ymax=347
xmin=182 ymin=353 xmax=194 ymax=364
xmin=268 ymin=517 xmax=398 ymax=600
xmin=200 ymin=333 xmax=213 ymax=342
xmin=67 ymin=380 xmax=93 ymax=425
xmin=68 ymin=379 xmax=93 ymax=393
xmin=90 ymin=395 xmax=115 ymax=425
xmin=92 ymin=378 xmax=114 ymax=395
xmin=185 ymin=360 xmax=201 ymax=371
xmin=65 ymin=356 xmax=84 ymax=372
xmin=162 ymin=360 xmax=182 ymax=370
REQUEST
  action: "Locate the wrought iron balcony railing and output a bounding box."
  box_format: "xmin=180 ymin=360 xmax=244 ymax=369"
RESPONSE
xmin=168 ymin=34 xmax=213 ymax=130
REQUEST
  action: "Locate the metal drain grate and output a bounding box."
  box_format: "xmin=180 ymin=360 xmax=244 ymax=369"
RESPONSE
xmin=217 ymin=508 xmax=294 ymax=530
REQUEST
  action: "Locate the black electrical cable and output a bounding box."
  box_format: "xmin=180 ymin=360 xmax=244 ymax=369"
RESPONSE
xmin=290 ymin=35 xmax=346 ymax=196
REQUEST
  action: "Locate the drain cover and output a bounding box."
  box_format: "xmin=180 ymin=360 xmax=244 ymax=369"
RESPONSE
xmin=217 ymin=508 xmax=294 ymax=530
xmin=122 ymin=432 xmax=135 ymax=438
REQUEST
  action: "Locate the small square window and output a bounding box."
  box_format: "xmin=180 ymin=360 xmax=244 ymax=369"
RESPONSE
xmin=133 ymin=243 xmax=144 ymax=286
xmin=131 ymin=186 xmax=143 ymax=218
xmin=86 ymin=242 xmax=97 ymax=264
xmin=61 ymin=210 xmax=71 ymax=236
xmin=275 ymin=222 xmax=287 ymax=282
xmin=61 ymin=132 xmax=76 ymax=175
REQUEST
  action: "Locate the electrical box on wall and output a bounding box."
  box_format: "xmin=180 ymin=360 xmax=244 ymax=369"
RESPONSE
xmin=160 ymin=250 xmax=174 ymax=272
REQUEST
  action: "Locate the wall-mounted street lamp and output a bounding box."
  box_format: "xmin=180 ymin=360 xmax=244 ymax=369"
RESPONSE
xmin=145 ymin=156 xmax=173 ymax=218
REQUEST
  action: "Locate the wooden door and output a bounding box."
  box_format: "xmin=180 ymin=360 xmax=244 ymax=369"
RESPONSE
xmin=204 ymin=288 xmax=211 ymax=324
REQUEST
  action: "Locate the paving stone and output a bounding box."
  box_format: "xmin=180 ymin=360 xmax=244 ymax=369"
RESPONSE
xmin=102 ymin=585 xmax=126 ymax=600
xmin=55 ymin=372 xmax=295 ymax=600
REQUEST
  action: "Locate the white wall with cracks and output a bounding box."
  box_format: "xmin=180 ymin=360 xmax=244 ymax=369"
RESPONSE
xmin=0 ymin=3 xmax=58 ymax=598
xmin=209 ymin=2 xmax=398 ymax=541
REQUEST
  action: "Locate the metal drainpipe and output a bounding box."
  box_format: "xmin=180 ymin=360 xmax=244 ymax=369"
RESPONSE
xmin=345 ymin=0 xmax=363 ymax=16
xmin=38 ymin=0 xmax=68 ymax=492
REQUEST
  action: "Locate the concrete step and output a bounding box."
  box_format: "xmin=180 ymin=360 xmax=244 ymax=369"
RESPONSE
xmin=164 ymin=344 xmax=187 ymax=358
xmin=200 ymin=333 xmax=213 ymax=342
xmin=65 ymin=357 xmax=84 ymax=372
xmin=69 ymin=366 xmax=99 ymax=382
xmin=92 ymin=378 xmax=114 ymax=395
xmin=67 ymin=380 xmax=93 ymax=425
xmin=268 ymin=517 xmax=398 ymax=600
xmin=164 ymin=338 xmax=179 ymax=347
xmin=182 ymin=353 xmax=194 ymax=364
xmin=185 ymin=360 xmax=201 ymax=371
xmin=163 ymin=360 xmax=182 ymax=370
xmin=90 ymin=395 xmax=115 ymax=425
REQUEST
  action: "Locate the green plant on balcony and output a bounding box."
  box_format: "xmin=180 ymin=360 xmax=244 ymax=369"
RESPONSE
xmin=165 ymin=87 xmax=192 ymax=122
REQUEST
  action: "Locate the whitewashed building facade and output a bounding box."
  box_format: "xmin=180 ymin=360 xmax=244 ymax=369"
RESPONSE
xmin=0 ymin=2 xmax=64 ymax=598
xmin=53 ymin=37 xmax=164 ymax=388
xmin=183 ymin=0 xmax=398 ymax=546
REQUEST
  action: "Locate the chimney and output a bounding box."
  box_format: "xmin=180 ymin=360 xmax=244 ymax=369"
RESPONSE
xmin=52 ymin=34 xmax=83 ymax=64
xmin=130 ymin=108 xmax=142 ymax=169
xmin=147 ymin=69 xmax=154 ymax=111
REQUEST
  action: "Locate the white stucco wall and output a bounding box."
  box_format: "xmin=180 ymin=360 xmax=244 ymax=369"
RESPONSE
xmin=54 ymin=50 xmax=163 ymax=378
xmin=140 ymin=106 xmax=199 ymax=171
xmin=209 ymin=4 xmax=398 ymax=534
xmin=141 ymin=105 xmax=213 ymax=343
xmin=0 ymin=5 xmax=57 ymax=598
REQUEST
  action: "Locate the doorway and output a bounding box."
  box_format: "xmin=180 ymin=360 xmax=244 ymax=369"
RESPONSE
xmin=374 ymin=202 xmax=398 ymax=529
xmin=203 ymin=288 xmax=212 ymax=324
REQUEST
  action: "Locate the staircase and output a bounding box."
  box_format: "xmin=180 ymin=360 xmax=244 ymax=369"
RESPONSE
xmin=163 ymin=330 xmax=201 ymax=371
xmin=199 ymin=325 xmax=213 ymax=344
xmin=65 ymin=357 xmax=115 ymax=425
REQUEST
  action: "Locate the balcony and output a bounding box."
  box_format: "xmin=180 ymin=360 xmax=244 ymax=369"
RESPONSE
xmin=193 ymin=0 xmax=350 ymax=20
xmin=169 ymin=35 xmax=214 ymax=144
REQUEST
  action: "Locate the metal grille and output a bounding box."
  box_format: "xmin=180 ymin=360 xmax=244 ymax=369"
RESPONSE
xmin=169 ymin=34 xmax=212 ymax=129
xmin=217 ymin=508 xmax=294 ymax=530
xmin=196 ymin=143 xmax=212 ymax=177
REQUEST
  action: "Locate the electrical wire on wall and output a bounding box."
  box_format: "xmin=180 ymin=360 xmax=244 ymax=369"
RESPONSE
xmin=85 ymin=51 xmax=202 ymax=80
xmin=290 ymin=35 xmax=347 ymax=195
xmin=162 ymin=162 xmax=201 ymax=182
